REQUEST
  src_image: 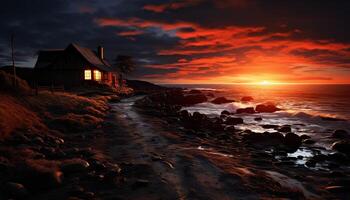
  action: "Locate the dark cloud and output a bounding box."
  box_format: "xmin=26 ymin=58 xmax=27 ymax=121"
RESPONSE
xmin=0 ymin=0 xmax=349 ymax=83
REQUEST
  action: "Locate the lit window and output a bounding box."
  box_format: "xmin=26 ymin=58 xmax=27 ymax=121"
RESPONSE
xmin=94 ymin=70 xmax=102 ymax=81
xmin=84 ymin=70 xmax=92 ymax=80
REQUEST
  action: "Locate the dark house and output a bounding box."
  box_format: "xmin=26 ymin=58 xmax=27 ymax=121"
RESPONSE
xmin=35 ymin=43 xmax=120 ymax=88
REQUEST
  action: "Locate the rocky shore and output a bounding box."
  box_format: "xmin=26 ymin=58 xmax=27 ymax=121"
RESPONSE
xmin=134 ymin=89 xmax=350 ymax=199
xmin=1 ymin=72 xmax=350 ymax=199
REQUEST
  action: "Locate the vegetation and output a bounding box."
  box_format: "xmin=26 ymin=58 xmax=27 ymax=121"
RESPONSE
xmin=113 ymin=55 xmax=135 ymax=85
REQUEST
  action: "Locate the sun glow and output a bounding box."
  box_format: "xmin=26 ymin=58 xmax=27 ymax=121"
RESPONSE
xmin=259 ymin=80 xmax=271 ymax=85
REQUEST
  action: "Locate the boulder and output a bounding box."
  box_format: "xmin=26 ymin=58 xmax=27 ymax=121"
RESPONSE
xmin=61 ymin=159 xmax=90 ymax=174
xmin=188 ymin=89 xmax=202 ymax=94
xmin=255 ymin=103 xmax=281 ymax=113
xmin=211 ymin=97 xmax=235 ymax=104
xmin=278 ymin=125 xmax=292 ymax=133
xmin=331 ymin=141 xmax=350 ymax=155
xmin=221 ymin=110 xmax=231 ymax=116
xmin=284 ymin=132 xmax=302 ymax=150
xmin=300 ymin=134 xmax=311 ymax=140
xmin=182 ymin=94 xmax=207 ymax=105
xmin=332 ymin=130 xmax=349 ymax=139
xmin=266 ymin=132 xmax=284 ymax=145
xmin=303 ymin=139 xmax=316 ymax=144
xmin=236 ymin=107 xmax=255 ymax=114
xmin=225 ymin=117 xmax=244 ymax=125
xmin=241 ymin=96 xmax=254 ymax=102
xmin=261 ymin=124 xmax=279 ymax=129
xmin=254 ymin=117 xmax=263 ymax=121
xmin=4 ymin=182 xmax=29 ymax=199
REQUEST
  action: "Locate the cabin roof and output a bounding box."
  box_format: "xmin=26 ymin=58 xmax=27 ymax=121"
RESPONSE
xmin=34 ymin=50 xmax=64 ymax=69
xmin=35 ymin=43 xmax=112 ymax=72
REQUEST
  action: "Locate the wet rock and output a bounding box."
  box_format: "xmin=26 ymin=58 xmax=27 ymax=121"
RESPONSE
xmin=182 ymin=94 xmax=208 ymax=105
xmin=33 ymin=136 xmax=44 ymax=145
xmin=284 ymin=132 xmax=302 ymax=150
xmin=254 ymin=117 xmax=263 ymax=121
xmin=327 ymin=152 xmax=348 ymax=163
xmin=236 ymin=107 xmax=255 ymax=114
xmin=206 ymin=93 xmax=215 ymax=97
xmin=132 ymin=179 xmax=150 ymax=189
xmin=332 ymin=130 xmax=349 ymax=139
xmin=225 ymin=117 xmax=244 ymax=125
xmin=300 ymin=134 xmax=311 ymax=140
xmin=311 ymin=154 xmax=328 ymax=163
xmin=261 ymin=124 xmax=279 ymax=129
xmin=266 ymin=132 xmax=284 ymax=144
xmin=305 ymin=160 xmax=316 ymax=167
xmin=4 ymin=182 xmax=29 ymax=199
xmin=331 ymin=141 xmax=350 ymax=155
xmin=255 ymin=103 xmax=281 ymax=113
xmin=241 ymin=96 xmax=253 ymax=102
xmin=61 ymin=159 xmax=90 ymax=174
xmin=278 ymin=125 xmax=291 ymax=133
xmin=303 ymin=139 xmax=316 ymax=144
xmin=221 ymin=110 xmax=231 ymax=116
xmin=224 ymin=125 xmax=235 ymax=132
xmin=188 ymin=89 xmax=202 ymax=94
xmin=325 ymin=185 xmax=346 ymax=193
xmin=211 ymin=97 xmax=235 ymax=104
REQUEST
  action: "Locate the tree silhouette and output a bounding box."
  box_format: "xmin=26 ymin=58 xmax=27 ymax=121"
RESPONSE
xmin=113 ymin=55 xmax=134 ymax=86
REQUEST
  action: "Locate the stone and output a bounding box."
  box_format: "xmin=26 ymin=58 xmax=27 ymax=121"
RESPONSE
xmin=221 ymin=110 xmax=231 ymax=115
xmin=278 ymin=125 xmax=291 ymax=133
xmin=332 ymin=130 xmax=349 ymax=139
xmin=236 ymin=107 xmax=255 ymax=114
xmin=303 ymin=139 xmax=316 ymax=144
xmin=61 ymin=159 xmax=90 ymax=174
xmin=325 ymin=186 xmax=346 ymax=193
xmin=331 ymin=141 xmax=350 ymax=155
xmin=132 ymin=179 xmax=150 ymax=189
xmin=327 ymin=152 xmax=348 ymax=163
xmin=224 ymin=125 xmax=235 ymax=132
xmin=225 ymin=117 xmax=244 ymax=125
xmin=255 ymin=103 xmax=281 ymax=113
xmin=241 ymin=96 xmax=254 ymax=102
xmin=254 ymin=117 xmax=263 ymax=121
xmin=4 ymin=182 xmax=28 ymax=199
xmin=300 ymin=134 xmax=311 ymax=140
xmin=182 ymin=94 xmax=208 ymax=105
xmin=211 ymin=97 xmax=235 ymax=104
xmin=188 ymin=89 xmax=202 ymax=94
xmin=261 ymin=124 xmax=279 ymax=129
xmin=284 ymin=132 xmax=302 ymax=150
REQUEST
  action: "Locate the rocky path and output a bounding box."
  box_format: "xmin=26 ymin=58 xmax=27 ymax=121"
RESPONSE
xmin=102 ymin=96 xmax=321 ymax=200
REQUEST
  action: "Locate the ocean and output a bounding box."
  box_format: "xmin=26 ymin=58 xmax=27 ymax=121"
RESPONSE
xmin=164 ymin=84 xmax=350 ymax=149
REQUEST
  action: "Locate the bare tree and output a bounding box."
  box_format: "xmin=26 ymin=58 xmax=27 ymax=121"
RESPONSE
xmin=113 ymin=55 xmax=134 ymax=86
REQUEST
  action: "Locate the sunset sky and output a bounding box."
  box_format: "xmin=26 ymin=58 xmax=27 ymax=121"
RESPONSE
xmin=1 ymin=0 xmax=350 ymax=84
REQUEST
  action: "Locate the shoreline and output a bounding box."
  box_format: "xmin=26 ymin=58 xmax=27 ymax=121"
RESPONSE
xmin=1 ymin=82 xmax=350 ymax=199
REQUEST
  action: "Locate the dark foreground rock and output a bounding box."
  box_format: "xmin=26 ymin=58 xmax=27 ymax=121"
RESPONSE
xmin=241 ymin=96 xmax=254 ymax=102
xmin=284 ymin=132 xmax=302 ymax=150
xmin=332 ymin=141 xmax=350 ymax=155
xmin=211 ymin=97 xmax=235 ymax=104
xmin=236 ymin=107 xmax=255 ymax=114
xmin=332 ymin=130 xmax=349 ymax=139
xmin=255 ymin=103 xmax=281 ymax=113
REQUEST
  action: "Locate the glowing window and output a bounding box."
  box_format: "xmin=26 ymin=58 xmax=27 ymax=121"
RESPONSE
xmin=94 ymin=70 xmax=102 ymax=81
xmin=84 ymin=70 xmax=92 ymax=80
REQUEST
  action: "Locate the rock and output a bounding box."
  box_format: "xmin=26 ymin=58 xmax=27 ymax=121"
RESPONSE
xmin=206 ymin=93 xmax=215 ymax=97
xmin=311 ymin=154 xmax=328 ymax=163
xmin=303 ymin=139 xmax=316 ymax=144
xmin=266 ymin=132 xmax=284 ymax=144
xmin=284 ymin=133 xmax=302 ymax=150
xmin=261 ymin=124 xmax=279 ymax=129
xmin=188 ymin=89 xmax=202 ymax=94
xmin=236 ymin=107 xmax=255 ymax=114
xmin=254 ymin=117 xmax=262 ymax=121
xmin=224 ymin=125 xmax=235 ymax=132
xmin=278 ymin=125 xmax=291 ymax=133
xmin=182 ymin=94 xmax=207 ymax=105
xmin=325 ymin=185 xmax=346 ymax=193
xmin=4 ymin=182 xmax=29 ymax=199
xmin=61 ymin=159 xmax=90 ymax=174
xmin=221 ymin=110 xmax=231 ymax=115
xmin=33 ymin=136 xmax=44 ymax=145
xmin=241 ymin=96 xmax=253 ymax=102
xmin=331 ymin=141 xmax=350 ymax=155
xmin=132 ymin=179 xmax=150 ymax=189
xmin=211 ymin=97 xmax=235 ymax=104
xmin=327 ymin=152 xmax=348 ymax=163
xmin=225 ymin=117 xmax=244 ymax=125
xmin=332 ymin=130 xmax=349 ymax=139
xmin=300 ymin=134 xmax=311 ymax=140
xmin=255 ymin=103 xmax=281 ymax=113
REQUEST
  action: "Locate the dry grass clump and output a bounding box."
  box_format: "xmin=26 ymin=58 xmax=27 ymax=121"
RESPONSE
xmin=51 ymin=113 xmax=103 ymax=132
xmin=0 ymin=95 xmax=46 ymax=139
xmin=0 ymin=71 xmax=31 ymax=94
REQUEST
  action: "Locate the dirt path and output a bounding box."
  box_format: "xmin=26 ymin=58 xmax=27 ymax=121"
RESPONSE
xmin=102 ymin=96 xmax=320 ymax=200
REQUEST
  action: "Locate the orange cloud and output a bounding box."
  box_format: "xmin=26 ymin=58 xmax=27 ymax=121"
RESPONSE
xmin=95 ymin=16 xmax=350 ymax=84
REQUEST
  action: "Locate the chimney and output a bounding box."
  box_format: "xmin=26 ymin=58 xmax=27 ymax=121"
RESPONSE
xmin=97 ymin=46 xmax=104 ymax=60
